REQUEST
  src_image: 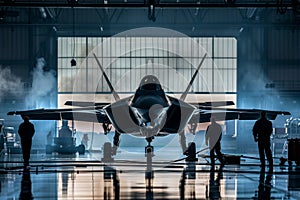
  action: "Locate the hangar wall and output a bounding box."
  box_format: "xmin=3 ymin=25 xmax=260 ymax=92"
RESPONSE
xmin=0 ymin=25 xmax=57 ymax=149
xmin=0 ymin=25 xmax=57 ymax=110
xmin=237 ymin=27 xmax=300 ymax=153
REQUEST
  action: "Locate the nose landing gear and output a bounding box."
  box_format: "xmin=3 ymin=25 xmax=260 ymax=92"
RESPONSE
xmin=145 ymin=136 xmax=154 ymax=156
xmin=145 ymin=136 xmax=154 ymax=185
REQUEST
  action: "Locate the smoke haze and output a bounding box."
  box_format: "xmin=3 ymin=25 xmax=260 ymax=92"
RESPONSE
xmin=26 ymin=58 xmax=56 ymax=109
xmin=0 ymin=66 xmax=22 ymax=102
xmin=25 ymin=58 xmax=57 ymax=148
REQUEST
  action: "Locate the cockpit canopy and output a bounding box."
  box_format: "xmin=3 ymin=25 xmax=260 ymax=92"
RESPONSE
xmin=139 ymin=75 xmax=162 ymax=91
xmin=131 ymin=75 xmax=169 ymax=109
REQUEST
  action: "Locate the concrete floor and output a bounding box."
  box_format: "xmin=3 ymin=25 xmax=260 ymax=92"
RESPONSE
xmin=0 ymin=147 xmax=300 ymax=200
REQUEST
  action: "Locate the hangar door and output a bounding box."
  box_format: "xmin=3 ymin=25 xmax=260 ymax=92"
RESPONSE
xmin=57 ymin=36 xmax=237 ymax=132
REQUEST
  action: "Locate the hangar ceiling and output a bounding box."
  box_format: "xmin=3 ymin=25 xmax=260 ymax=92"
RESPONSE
xmin=0 ymin=0 xmax=297 ymax=8
xmin=0 ymin=0 xmax=299 ymax=32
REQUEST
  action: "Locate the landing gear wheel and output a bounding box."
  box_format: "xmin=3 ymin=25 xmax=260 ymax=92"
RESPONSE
xmin=146 ymin=136 xmax=154 ymax=144
xmin=145 ymin=137 xmax=154 ymax=156
xmin=77 ymin=144 xmax=85 ymax=155
xmin=145 ymin=145 xmax=154 ymax=154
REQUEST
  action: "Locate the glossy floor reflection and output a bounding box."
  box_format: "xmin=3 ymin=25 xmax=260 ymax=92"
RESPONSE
xmin=0 ymin=150 xmax=300 ymax=199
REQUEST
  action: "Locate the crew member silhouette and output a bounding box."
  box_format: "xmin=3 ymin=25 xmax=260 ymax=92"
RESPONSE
xmin=252 ymin=111 xmax=273 ymax=168
xmin=18 ymin=116 xmax=35 ymax=168
xmin=205 ymin=117 xmax=223 ymax=165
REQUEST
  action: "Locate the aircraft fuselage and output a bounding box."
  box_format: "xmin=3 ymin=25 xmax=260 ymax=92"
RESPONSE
xmin=104 ymin=75 xmax=195 ymax=138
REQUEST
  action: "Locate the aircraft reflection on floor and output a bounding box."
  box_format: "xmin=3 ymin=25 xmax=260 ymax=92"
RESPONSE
xmin=60 ymin=170 xmax=78 ymax=196
xmin=103 ymin=142 xmax=156 ymax=200
xmin=100 ymin=141 xmax=198 ymax=200
xmin=179 ymin=161 xmax=196 ymax=199
xmin=145 ymin=144 xmax=154 ymax=200
xmin=3 ymin=145 xmax=300 ymax=199
xmin=206 ymin=164 xmax=224 ymax=199
xmin=103 ymin=165 xmax=120 ymax=200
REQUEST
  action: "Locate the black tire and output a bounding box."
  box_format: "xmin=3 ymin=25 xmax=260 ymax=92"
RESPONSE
xmin=77 ymin=144 xmax=85 ymax=155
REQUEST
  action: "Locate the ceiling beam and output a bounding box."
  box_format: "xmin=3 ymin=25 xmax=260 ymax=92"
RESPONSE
xmin=0 ymin=2 xmax=296 ymax=9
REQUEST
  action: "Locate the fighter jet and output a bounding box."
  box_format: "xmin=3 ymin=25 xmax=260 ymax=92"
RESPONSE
xmin=7 ymin=53 xmax=290 ymax=154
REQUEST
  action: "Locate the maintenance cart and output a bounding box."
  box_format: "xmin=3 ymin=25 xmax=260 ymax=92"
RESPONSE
xmin=46 ymin=120 xmax=85 ymax=155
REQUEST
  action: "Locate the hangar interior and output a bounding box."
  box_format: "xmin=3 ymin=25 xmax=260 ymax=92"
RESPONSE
xmin=0 ymin=0 xmax=300 ymax=199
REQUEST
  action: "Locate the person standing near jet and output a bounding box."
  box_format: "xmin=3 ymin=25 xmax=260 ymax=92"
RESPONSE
xmin=253 ymin=111 xmax=273 ymax=168
xmin=18 ymin=116 xmax=35 ymax=168
xmin=205 ymin=117 xmax=224 ymax=165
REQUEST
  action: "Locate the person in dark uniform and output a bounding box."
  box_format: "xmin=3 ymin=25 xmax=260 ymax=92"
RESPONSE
xmin=253 ymin=111 xmax=273 ymax=168
xmin=205 ymin=117 xmax=224 ymax=165
xmin=18 ymin=116 xmax=35 ymax=168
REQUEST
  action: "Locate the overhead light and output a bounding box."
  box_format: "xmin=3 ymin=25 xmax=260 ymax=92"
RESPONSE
xmin=39 ymin=7 xmax=47 ymax=19
xmin=70 ymin=58 xmax=77 ymax=67
xmin=71 ymin=7 xmax=76 ymax=67
xmin=147 ymin=0 xmax=157 ymax=22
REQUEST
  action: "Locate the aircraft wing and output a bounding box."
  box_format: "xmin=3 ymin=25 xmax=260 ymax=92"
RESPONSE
xmin=190 ymin=101 xmax=235 ymax=107
xmin=64 ymin=101 xmax=110 ymax=108
xmin=7 ymin=107 xmax=109 ymax=123
xmin=192 ymin=107 xmax=291 ymax=123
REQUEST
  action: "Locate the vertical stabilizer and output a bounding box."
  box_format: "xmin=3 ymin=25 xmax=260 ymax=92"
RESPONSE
xmin=93 ymin=53 xmax=121 ymax=101
xmin=180 ymin=53 xmax=207 ymax=101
